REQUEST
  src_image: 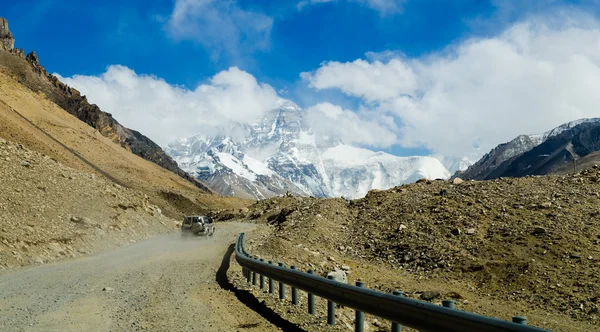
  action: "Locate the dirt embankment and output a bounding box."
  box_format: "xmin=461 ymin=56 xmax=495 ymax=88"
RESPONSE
xmin=0 ymin=137 xmax=180 ymax=269
xmin=237 ymin=170 xmax=600 ymax=331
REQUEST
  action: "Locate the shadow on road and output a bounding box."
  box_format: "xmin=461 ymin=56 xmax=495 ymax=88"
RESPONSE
xmin=217 ymin=244 xmax=306 ymax=332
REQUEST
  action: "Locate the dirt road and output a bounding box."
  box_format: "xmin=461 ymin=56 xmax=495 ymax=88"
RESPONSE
xmin=0 ymin=222 xmax=280 ymax=332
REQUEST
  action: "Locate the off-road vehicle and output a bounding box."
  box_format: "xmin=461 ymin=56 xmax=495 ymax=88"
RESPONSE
xmin=181 ymin=215 xmax=215 ymax=236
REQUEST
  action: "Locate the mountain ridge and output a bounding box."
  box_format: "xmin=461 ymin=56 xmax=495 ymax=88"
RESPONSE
xmin=167 ymin=102 xmax=451 ymax=199
xmin=458 ymin=118 xmax=600 ymax=180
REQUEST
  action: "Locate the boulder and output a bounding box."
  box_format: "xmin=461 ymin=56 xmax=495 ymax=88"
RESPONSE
xmin=327 ymin=269 xmax=348 ymax=284
xmin=420 ymin=291 xmax=441 ymax=301
xmin=532 ymin=226 xmax=547 ymax=235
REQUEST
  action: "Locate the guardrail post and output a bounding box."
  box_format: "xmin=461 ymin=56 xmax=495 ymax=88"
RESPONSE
xmin=290 ymin=266 xmax=298 ymax=305
xmin=442 ymin=300 xmax=455 ymax=309
xmin=355 ymin=281 xmax=365 ymax=332
xmin=392 ymin=290 xmax=404 ymax=332
xmin=252 ymin=256 xmax=257 ymax=286
xmin=327 ymin=275 xmax=336 ymax=326
xmin=307 ymin=270 xmax=315 ymax=315
xmin=268 ymin=261 xmax=274 ymax=294
xmin=234 ymin=233 xmax=549 ymax=332
xmin=513 ymin=316 xmax=528 ymax=325
xmin=278 ymin=262 xmax=286 ymax=300
xmin=259 ymin=259 xmax=265 ymax=290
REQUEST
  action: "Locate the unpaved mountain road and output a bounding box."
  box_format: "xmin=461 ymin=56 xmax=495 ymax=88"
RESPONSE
xmin=0 ymin=222 xmax=281 ymax=332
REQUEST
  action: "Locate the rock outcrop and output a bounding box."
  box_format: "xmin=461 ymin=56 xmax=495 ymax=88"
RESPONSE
xmin=0 ymin=18 xmax=14 ymax=51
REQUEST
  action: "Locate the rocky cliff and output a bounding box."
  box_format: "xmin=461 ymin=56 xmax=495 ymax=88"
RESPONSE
xmin=0 ymin=17 xmax=209 ymax=192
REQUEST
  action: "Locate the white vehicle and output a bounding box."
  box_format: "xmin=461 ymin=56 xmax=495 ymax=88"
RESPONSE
xmin=181 ymin=215 xmax=215 ymax=236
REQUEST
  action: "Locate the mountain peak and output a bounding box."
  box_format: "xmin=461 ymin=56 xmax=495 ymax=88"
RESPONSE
xmin=167 ymin=103 xmax=451 ymax=200
xmin=0 ymin=18 xmax=14 ymax=51
xmin=275 ymin=99 xmax=302 ymax=111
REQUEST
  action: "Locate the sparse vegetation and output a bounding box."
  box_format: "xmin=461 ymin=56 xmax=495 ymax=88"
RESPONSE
xmin=238 ymin=170 xmax=600 ymax=331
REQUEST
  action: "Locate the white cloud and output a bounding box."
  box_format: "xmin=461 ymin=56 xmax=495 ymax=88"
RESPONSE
xmin=302 ymin=15 xmax=600 ymax=158
xmin=56 ymin=66 xmax=279 ymax=147
xmin=297 ymin=0 xmax=404 ymax=15
xmin=166 ymin=0 xmax=273 ymax=60
xmin=305 ymin=102 xmax=398 ymax=147
xmin=301 ymin=58 xmax=417 ymax=102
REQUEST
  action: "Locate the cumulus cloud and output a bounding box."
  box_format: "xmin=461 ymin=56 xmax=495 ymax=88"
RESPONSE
xmin=305 ymin=102 xmax=398 ymax=147
xmin=56 ymin=66 xmax=279 ymax=147
xmin=297 ymin=0 xmax=404 ymax=15
xmin=302 ymin=15 xmax=600 ymax=158
xmin=301 ymin=58 xmax=417 ymax=102
xmin=166 ymin=0 xmax=273 ymax=60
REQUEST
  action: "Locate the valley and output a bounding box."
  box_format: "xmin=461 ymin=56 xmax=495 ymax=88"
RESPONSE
xmin=2 ymin=6 xmax=600 ymax=332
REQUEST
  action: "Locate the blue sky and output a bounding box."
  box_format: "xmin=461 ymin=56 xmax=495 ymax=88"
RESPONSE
xmin=4 ymin=0 xmax=600 ymax=159
xmin=5 ymin=0 xmax=495 ymax=88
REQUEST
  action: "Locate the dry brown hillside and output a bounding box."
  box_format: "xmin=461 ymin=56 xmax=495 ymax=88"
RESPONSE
xmin=239 ymin=171 xmax=600 ymax=331
xmin=0 ymin=137 xmax=177 ymax=269
xmin=0 ymin=19 xmax=248 ymax=272
xmin=0 ymin=70 xmax=248 ymax=218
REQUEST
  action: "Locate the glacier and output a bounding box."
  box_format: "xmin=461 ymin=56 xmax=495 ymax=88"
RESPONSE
xmin=166 ymin=100 xmax=451 ymax=199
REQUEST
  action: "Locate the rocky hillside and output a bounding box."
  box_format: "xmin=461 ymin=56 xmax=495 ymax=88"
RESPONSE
xmin=239 ymin=170 xmax=600 ymax=331
xmin=0 ymin=137 xmax=176 ymax=269
xmin=0 ymin=17 xmax=207 ymax=191
xmin=459 ymin=118 xmax=600 ymax=180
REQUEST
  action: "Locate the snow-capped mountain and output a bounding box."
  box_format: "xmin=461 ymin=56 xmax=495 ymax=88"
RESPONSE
xmin=166 ymin=101 xmax=451 ymax=199
xmin=434 ymin=155 xmax=476 ymax=175
xmin=529 ymin=118 xmax=600 ymax=144
xmin=459 ymin=118 xmax=600 ymax=180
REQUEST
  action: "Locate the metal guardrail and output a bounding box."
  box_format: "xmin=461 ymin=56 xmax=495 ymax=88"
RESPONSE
xmin=235 ymin=233 xmax=551 ymax=332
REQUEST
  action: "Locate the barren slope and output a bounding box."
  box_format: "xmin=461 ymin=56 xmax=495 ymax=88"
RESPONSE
xmin=0 ymin=70 xmax=248 ymax=219
xmin=0 ymin=137 xmax=178 ymax=269
xmin=0 ymin=45 xmax=206 ymax=190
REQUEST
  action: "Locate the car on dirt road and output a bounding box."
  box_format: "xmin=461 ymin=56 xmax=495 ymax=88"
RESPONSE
xmin=181 ymin=215 xmax=215 ymax=237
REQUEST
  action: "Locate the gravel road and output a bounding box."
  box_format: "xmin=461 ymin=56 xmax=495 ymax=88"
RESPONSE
xmin=0 ymin=222 xmax=280 ymax=332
